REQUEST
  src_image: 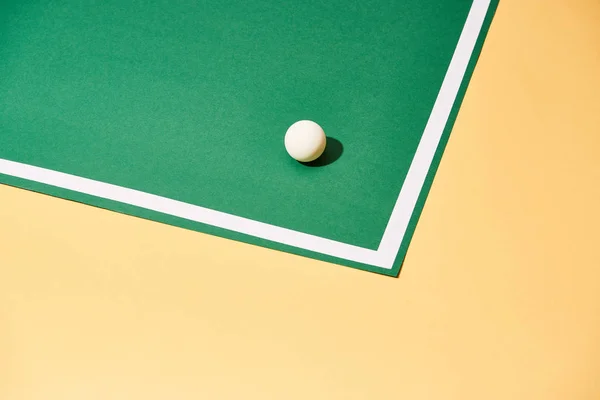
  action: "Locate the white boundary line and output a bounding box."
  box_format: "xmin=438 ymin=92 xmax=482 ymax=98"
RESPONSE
xmin=0 ymin=0 xmax=490 ymax=270
xmin=377 ymin=0 xmax=491 ymax=266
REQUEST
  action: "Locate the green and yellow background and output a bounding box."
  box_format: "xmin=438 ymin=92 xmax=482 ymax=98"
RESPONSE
xmin=1 ymin=0 xmax=600 ymax=398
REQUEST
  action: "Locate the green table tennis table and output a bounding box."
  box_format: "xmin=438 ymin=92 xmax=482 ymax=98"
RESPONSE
xmin=0 ymin=0 xmax=498 ymax=275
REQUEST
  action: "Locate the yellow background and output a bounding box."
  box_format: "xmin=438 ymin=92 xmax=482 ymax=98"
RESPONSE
xmin=1 ymin=0 xmax=600 ymax=398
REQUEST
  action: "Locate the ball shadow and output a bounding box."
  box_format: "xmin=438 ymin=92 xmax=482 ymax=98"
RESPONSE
xmin=301 ymin=137 xmax=344 ymax=167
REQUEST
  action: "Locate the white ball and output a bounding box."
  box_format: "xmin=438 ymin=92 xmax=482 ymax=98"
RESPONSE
xmin=284 ymin=120 xmax=327 ymax=162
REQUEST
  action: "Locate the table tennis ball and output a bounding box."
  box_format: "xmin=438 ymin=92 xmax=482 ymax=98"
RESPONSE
xmin=284 ymin=120 xmax=327 ymax=162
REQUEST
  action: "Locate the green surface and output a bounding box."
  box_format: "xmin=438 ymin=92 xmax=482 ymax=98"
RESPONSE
xmin=0 ymin=0 xmax=498 ymax=275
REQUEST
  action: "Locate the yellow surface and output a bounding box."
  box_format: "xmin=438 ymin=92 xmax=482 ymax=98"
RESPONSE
xmin=1 ymin=0 xmax=600 ymax=398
